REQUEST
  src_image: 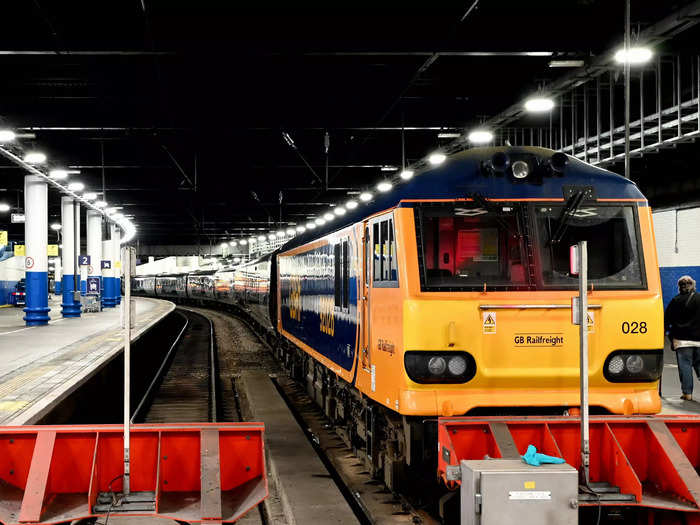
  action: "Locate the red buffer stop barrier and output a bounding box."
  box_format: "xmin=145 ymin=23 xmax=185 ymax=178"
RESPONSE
xmin=437 ymin=415 xmax=700 ymax=524
xmin=0 ymin=423 xmax=267 ymax=524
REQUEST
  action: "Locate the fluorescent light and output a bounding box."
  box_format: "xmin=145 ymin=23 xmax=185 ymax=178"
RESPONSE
xmin=0 ymin=130 xmax=16 ymax=142
xmin=614 ymin=46 xmax=652 ymax=64
xmin=240 ymin=239 xmax=247 ymax=245
xmin=276 ymin=230 xmax=285 ymax=237
xmin=286 ymin=228 xmax=296 ymax=235
xmin=549 ymin=59 xmax=585 ymax=68
xmin=359 ymin=192 xmax=372 ymax=202
xmin=346 ymin=200 xmax=358 ymax=209
xmin=268 ymin=233 xmax=277 ymax=240
xmin=306 ymin=222 xmax=316 ymax=229
xmin=400 ymin=169 xmax=414 ymax=180
xmin=221 ymin=242 xmax=228 ymax=248
xmin=323 ymin=212 xmax=334 ymax=221
xmin=428 ymin=152 xmax=447 ymax=166
xmin=524 ymin=97 xmax=555 ymax=113
xmin=468 ymin=130 xmax=494 ymax=144
xmin=0 ymin=203 xmax=10 ymax=212
xmin=315 ymin=217 xmax=325 ymax=225
xmin=525 ymin=51 xmax=553 ymax=57
xmin=24 ymin=151 xmax=47 ymax=164
xmin=67 ymin=182 xmax=84 ymax=192
xmin=296 ymin=225 xmax=306 ymax=233
xmin=50 ymin=223 xmax=61 ymax=231
xmin=438 ymin=132 xmax=461 ymax=139
xmin=234 ymin=257 xmax=241 ymax=263
xmin=249 ymin=237 xmax=257 ymax=243
xmin=94 ymin=200 xmax=108 ymax=208
xmin=49 ymin=169 xmax=69 ymax=180
xmin=334 ymin=206 xmax=346 ymax=216
xmin=83 ymin=192 xmax=97 ymax=201
xmin=376 ymin=181 xmax=392 ymax=192
xmin=257 ymin=235 xmax=266 ymax=241
xmin=380 ymin=165 xmax=397 ymax=172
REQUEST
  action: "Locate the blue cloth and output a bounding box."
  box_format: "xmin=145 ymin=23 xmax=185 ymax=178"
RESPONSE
xmin=521 ymin=445 xmax=565 ymax=466
xmin=676 ymin=346 xmax=700 ymax=395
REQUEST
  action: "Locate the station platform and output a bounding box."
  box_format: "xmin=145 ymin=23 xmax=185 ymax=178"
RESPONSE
xmin=660 ymin=340 xmax=700 ymax=415
xmin=0 ymin=296 xmax=174 ymax=425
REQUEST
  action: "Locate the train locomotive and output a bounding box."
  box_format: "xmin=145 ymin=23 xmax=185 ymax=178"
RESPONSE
xmin=134 ymin=146 xmax=664 ymax=489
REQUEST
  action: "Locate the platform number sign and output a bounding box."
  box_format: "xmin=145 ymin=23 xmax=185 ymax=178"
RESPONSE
xmin=101 ymin=260 xmax=111 ymax=270
xmin=78 ymin=255 xmax=90 ymax=266
xmin=87 ymin=277 xmax=101 ymax=295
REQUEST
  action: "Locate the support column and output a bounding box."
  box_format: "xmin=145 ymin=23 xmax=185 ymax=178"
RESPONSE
xmin=23 ymin=174 xmax=50 ymax=326
xmin=76 ymin=202 xmax=86 ymax=295
xmin=54 ymin=256 xmax=62 ymax=295
xmin=111 ymin=223 xmax=122 ymax=305
xmin=102 ymin=238 xmax=116 ymax=308
xmin=86 ymin=210 xmax=103 ymax=308
xmin=60 ymin=196 xmax=81 ymax=317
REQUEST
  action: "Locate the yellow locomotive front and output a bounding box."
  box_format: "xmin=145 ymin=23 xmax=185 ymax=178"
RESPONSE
xmin=357 ymin=150 xmax=664 ymax=417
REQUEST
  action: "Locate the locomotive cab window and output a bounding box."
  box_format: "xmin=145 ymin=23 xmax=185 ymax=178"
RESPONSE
xmin=415 ymin=203 xmax=527 ymax=291
xmin=534 ymin=204 xmax=645 ymax=289
xmin=372 ymin=216 xmax=398 ymax=287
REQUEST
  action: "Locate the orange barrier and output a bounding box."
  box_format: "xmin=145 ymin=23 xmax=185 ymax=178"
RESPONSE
xmin=0 ymin=423 xmax=267 ymax=524
xmin=438 ymin=415 xmax=700 ymax=523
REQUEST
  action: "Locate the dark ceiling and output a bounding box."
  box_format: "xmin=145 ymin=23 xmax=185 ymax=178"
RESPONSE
xmin=0 ymin=0 xmax=699 ymax=246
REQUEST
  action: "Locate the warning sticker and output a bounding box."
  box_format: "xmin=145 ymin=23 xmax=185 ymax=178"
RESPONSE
xmin=483 ymin=311 xmax=496 ymax=334
xmin=587 ymin=311 xmax=595 ymax=333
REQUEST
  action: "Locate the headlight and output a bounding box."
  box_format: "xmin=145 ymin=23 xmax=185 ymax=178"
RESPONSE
xmin=404 ymin=351 xmax=476 ymax=384
xmin=512 ymin=160 xmax=530 ymax=179
xmin=608 ymin=355 xmax=624 ymax=375
xmin=428 ymin=356 xmax=447 ymax=375
xmin=603 ymin=350 xmax=662 ymax=383
xmin=448 ymin=356 xmax=468 ymax=376
xmin=625 ymin=355 xmax=644 ymax=374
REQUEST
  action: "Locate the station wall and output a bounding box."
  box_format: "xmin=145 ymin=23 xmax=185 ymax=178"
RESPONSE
xmin=652 ymin=206 xmax=700 ymax=310
xmin=0 ymin=256 xmax=25 ymax=306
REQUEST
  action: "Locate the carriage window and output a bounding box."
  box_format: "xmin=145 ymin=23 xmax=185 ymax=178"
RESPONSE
xmin=342 ymin=239 xmax=349 ymax=308
xmin=334 ymin=243 xmax=341 ymax=306
xmin=373 ymin=216 xmax=398 ymax=287
xmin=416 ymin=204 xmax=526 ymax=290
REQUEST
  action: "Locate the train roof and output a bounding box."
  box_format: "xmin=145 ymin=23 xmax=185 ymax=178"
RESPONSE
xmin=278 ymin=146 xmax=644 ymax=253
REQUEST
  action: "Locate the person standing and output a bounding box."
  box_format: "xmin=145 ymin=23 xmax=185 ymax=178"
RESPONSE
xmin=664 ymin=275 xmax=700 ymax=401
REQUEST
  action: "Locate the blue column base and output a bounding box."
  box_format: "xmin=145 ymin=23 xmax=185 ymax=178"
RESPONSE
xmin=115 ymin=277 xmax=122 ymax=304
xmin=55 ymin=281 xmax=62 ymax=294
xmin=61 ymin=275 xmax=81 ymax=317
xmin=80 ymin=279 xmax=87 ymax=296
xmin=102 ymin=277 xmax=117 ymax=307
xmin=24 ymin=271 xmax=50 ymax=326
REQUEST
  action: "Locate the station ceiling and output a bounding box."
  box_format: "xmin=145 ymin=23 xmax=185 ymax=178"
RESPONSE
xmin=1 ymin=0 xmax=699 ymax=246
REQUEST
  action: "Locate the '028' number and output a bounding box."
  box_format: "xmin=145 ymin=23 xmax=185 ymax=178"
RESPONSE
xmin=622 ymin=321 xmax=647 ymax=334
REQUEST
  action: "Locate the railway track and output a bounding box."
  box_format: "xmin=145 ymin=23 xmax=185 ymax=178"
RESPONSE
xmin=131 ymin=308 xmax=220 ymax=424
xmin=183 ymin=304 xmax=439 ymax=525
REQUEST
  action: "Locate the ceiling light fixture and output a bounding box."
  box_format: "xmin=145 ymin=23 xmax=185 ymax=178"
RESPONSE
xmin=83 ymin=192 xmax=97 ymax=201
xmin=94 ymin=200 xmax=108 ymax=208
xmin=296 ymin=225 xmax=306 ymax=233
xmin=376 ymin=181 xmax=392 ymax=192
xmin=0 ymin=130 xmax=16 ymax=143
xmin=524 ymin=97 xmax=555 ymax=113
xmin=346 ymin=200 xmax=358 ymax=209
xmin=315 ymin=217 xmax=325 ymax=225
xmin=306 ymin=222 xmax=316 ymax=229
xmin=380 ymin=165 xmax=397 ymax=172
xmin=240 ymin=239 xmax=248 ymax=245
xmin=359 ymin=192 xmax=372 ymax=202
xmin=324 ymin=212 xmax=334 ymax=221
xmin=286 ymin=228 xmax=296 ymax=236
xmin=468 ymin=130 xmax=494 ymax=144
xmin=428 ymin=152 xmax=447 ymax=166
xmin=548 ymin=59 xmax=585 ymax=68
xmin=257 ymin=235 xmax=266 ymax=241
xmin=437 ymin=132 xmax=461 ymax=139
xmin=400 ymin=169 xmax=415 ymax=180
xmin=67 ymin=182 xmax=84 ymax=192
xmin=24 ymin=151 xmax=47 ymax=164
xmin=614 ymin=46 xmax=652 ymax=64
xmin=334 ymin=206 xmax=346 ymax=215
xmin=50 ymin=223 xmax=61 ymax=231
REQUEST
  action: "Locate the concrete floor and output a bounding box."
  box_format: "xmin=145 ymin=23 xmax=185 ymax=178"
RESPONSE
xmin=660 ymin=339 xmax=700 ymax=415
xmin=0 ymin=295 xmax=174 ymax=425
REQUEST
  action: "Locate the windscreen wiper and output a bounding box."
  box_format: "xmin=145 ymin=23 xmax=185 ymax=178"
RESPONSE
xmin=549 ymin=191 xmax=585 ymax=245
xmin=469 ymin=193 xmax=520 ymax=238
